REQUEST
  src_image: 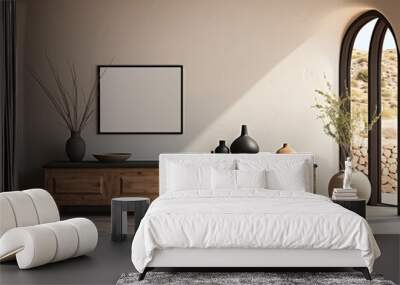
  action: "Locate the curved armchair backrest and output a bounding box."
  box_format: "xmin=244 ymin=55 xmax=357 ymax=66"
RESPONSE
xmin=0 ymin=189 xmax=60 ymax=237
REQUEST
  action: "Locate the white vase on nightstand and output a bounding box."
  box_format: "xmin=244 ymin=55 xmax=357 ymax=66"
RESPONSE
xmin=351 ymin=171 xmax=372 ymax=202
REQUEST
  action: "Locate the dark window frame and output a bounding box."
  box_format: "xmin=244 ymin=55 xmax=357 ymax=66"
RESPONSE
xmin=339 ymin=10 xmax=400 ymax=215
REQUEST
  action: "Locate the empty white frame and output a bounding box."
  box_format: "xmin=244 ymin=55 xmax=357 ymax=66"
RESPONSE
xmin=98 ymin=65 xmax=183 ymax=134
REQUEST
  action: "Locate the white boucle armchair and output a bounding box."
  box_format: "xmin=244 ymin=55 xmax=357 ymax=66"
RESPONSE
xmin=0 ymin=189 xmax=98 ymax=269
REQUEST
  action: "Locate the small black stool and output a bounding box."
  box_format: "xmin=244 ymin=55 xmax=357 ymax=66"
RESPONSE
xmin=111 ymin=197 xmax=150 ymax=242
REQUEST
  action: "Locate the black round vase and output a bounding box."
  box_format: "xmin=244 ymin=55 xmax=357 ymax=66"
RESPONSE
xmin=230 ymin=125 xmax=259 ymax=153
xmin=214 ymin=140 xmax=230 ymax=153
xmin=66 ymin=131 xmax=86 ymax=162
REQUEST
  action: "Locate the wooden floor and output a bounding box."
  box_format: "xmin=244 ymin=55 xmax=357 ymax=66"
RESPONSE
xmin=1 ymin=216 xmax=399 ymax=285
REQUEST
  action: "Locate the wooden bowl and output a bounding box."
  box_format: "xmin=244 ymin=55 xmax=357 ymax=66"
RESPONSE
xmin=93 ymin=153 xmax=131 ymax=162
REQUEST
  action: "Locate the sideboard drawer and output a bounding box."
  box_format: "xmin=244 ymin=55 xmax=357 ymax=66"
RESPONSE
xmin=44 ymin=161 xmax=159 ymax=207
xmin=119 ymin=169 xmax=158 ymax=199
xmin=46 ymin=169 xmax=112 ymax=206
xmin=52 ymin=176 xmax=105 ymax=195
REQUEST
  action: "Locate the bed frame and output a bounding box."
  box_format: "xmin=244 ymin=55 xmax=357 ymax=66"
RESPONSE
xmin=138 ymin=153 xmax=372 ymax=281
xmin=140 ymin=248 xmax=370 ymax=280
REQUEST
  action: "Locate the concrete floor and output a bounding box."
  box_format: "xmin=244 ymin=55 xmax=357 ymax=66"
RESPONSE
xmin=367 ymin=206 xmax=400 ymax=235
xmin=1 ymin=216 xmax=399 ymax=285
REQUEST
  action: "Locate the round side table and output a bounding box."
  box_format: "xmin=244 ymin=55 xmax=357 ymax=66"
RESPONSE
xmin=111 ymin=197 xmax=150 ymax=242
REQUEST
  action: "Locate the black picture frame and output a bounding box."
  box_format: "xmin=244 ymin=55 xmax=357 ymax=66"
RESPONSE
xmin=97 ymin=65 xmax=183 ymax=135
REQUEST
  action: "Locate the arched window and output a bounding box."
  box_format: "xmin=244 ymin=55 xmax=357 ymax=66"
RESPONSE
xmin=340 ymin=10 xmax=399 ymax=214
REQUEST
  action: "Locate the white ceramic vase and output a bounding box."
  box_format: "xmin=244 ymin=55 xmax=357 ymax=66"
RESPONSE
xmin=351 ymin=171 xmax=372 ymax=202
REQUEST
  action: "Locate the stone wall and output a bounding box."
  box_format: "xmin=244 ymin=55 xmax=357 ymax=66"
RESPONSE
xmin=352 ymin=144 xmax=398 ymax=193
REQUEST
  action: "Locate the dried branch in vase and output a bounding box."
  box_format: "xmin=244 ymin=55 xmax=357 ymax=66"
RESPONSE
xmin=312 ymin=79 xmax=381 ymax=160
xmin=29 ymin=56 xmax=106 ymax=132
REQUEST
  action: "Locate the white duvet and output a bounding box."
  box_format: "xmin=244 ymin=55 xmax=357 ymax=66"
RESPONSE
xmin=131 ymin=190 xmax=380 ymax=273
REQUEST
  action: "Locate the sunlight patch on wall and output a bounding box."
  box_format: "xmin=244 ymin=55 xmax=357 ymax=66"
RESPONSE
xmin=183 ymin=39 xmax=336 ymax=155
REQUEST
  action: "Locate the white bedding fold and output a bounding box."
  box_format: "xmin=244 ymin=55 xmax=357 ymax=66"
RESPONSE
xmin=131 ymin=190 xmax=380 ymax=273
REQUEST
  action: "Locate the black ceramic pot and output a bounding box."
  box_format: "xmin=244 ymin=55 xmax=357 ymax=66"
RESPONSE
xmin=214 ymin=140 xmax=230 ymax=153
xmin=230 ymin=125 xmax=259 ymax=153
xmin=66 ymin=131 xmax=86 ymax=162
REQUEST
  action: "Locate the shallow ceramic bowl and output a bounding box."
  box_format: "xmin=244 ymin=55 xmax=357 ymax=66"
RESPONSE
xmin=93 ymin=153 xmax=131 ymax=162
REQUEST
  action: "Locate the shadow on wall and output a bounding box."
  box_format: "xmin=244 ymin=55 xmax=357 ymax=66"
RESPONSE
xmin=17 ymin=0 xmax=370 ymax=189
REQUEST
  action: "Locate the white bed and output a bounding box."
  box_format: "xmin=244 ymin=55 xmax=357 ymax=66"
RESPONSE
xmin=131 ymin=153 xmax=380 ymax=280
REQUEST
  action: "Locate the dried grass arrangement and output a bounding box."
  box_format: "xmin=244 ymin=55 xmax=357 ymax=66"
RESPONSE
xmin=30 ymin=57 xmax=104 ymax=132
xmin=312 ymin=80 xmax=381 ymax=163
xmin=30 ymin=57 xmax=108 ymax=161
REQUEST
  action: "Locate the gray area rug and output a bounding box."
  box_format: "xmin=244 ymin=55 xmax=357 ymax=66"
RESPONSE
xmin=116 ymin=272 xmax=396 ymax=285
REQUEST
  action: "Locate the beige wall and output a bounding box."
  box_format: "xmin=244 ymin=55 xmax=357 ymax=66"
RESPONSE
xmin=16 ymin=0 xmax=400 ymax=194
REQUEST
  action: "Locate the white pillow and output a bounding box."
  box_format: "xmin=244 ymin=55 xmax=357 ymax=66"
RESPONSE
xmin=211 ymin=169 xmax=237 ymax=190
xmin=237 ymin=169 xmax=267 ymax=189
xmin=167 ymin=163 xmax=211 ymax=191
xmin=237 ymin=157 xmax=310 ymax=191
xmin=166 ymin=159 xmax=236 ymax=192
xmin=265 ymin=161 xmax=307 ymax=191
xmin=211 ymin=169 xmax=268 ymax=190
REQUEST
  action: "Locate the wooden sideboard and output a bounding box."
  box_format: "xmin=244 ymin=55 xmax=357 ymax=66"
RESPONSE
xmin=44 ymin=161 xmax=158 ymax=209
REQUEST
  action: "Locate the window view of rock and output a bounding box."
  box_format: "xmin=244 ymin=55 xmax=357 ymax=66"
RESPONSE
xmin=350 ymin=26 xmax=398 ymax=205
xmin=351 ymin=48 xmax=369 ymax=176
xmin=350 ymin=20 xmax=374 ymax=183
xmin=380 ymin=30 xmax=398 ymax=205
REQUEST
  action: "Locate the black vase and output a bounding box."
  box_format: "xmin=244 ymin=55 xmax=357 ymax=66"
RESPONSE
xmin=214 ymin=140 xmax=230 ymax=153
xmin=66 ymin=131 xmax=86 ymax=162
xmin=230 ymin=125 xmax=259 ymax=153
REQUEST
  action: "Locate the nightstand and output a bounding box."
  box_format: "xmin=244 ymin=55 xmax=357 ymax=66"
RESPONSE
xmin=332 ymin=199 xmax=366 ymax=218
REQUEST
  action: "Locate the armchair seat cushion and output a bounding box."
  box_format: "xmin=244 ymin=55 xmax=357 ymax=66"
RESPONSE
xmin=0 ymin=218 xmax=98 ymax=269
xmin=0 ymin=189 xmax=98 ymax=269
